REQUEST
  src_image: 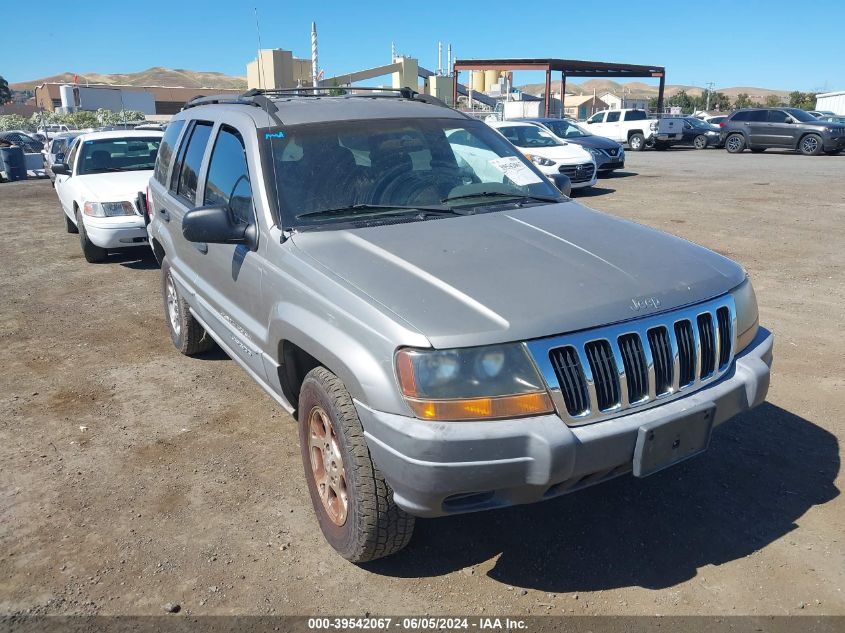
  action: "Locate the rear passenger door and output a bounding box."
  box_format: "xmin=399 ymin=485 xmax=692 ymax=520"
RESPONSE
xmin=745 ymin=110 xmax=769 ymax=145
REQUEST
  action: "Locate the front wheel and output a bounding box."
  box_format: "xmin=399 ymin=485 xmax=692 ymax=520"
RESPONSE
xmin=799 ymin=134 xmax=823 ymax=156
xmin=628 ymin=133 xmax=646 ymax=151
xmin=693 ymin=135 xmax=709 ymax=150
xmin=76 ymin=210 xmax=107 ymax=263
xmin=725 ymin=134 xmax=746 ymax=154
xmin=65 ymin=212 xmax=78 ymax=234
xmin=298 ymin=367 xmax=414 ymax=562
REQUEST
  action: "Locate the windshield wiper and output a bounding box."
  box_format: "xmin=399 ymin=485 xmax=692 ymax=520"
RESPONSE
xmin=296 ymin=203 xmax=459 ymax=220
xmin=441 ymin=191 xmax=561 ymax=205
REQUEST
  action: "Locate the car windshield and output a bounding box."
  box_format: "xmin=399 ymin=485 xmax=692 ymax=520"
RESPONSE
xmin=784 ymin=108 xmax=818 ymax=123
xmin=686 ymin=118 xmax=709 ymax=128
xmin=497 ymin=125 xmax=563 ymax=148
xmin=77 ymin=137 xmax=161 ymax=175
xmin=541 ymin=119 xmax=589 ymax=138
xmin=262 ymin=117 xmax=561 ymax=229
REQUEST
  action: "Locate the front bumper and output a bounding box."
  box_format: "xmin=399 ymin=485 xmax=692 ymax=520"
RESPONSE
xmin=823 ymin=135 xmax=845 ymax=151
xmin=594 ymin=152 xmax=624 ymax=172
xmin=83 ymin=215 xmax=148 ymax=249
xmin=357 ymin=328 xmax=773 ymax=518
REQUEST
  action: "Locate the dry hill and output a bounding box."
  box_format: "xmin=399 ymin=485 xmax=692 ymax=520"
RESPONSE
xmin=11 ymin=67 xmax=247 ymax=91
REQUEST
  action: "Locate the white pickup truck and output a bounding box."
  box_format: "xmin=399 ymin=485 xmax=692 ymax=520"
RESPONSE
xmin=583 ymin=109 xmax=683 ymax=151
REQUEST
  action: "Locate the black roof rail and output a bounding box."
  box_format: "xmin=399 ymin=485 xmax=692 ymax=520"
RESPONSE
xmin=182 ymin=92 xmax=283 ymax=124
xmin=244 ymin=86 xmax=451 ymax=108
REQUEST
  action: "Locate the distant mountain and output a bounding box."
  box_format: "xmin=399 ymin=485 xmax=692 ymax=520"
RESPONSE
xmin=10 ymin=67 xmax=247 ymax=91
xmin=517 ymin=79 xmax=791 ymax=101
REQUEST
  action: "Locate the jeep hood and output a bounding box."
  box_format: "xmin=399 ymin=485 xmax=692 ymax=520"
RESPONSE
xmin=292 ymin=202 xmax=745 ymax=348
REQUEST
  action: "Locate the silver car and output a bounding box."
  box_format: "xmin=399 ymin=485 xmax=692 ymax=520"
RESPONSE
xmin=147 ymin=89 xmax=773 ymax=562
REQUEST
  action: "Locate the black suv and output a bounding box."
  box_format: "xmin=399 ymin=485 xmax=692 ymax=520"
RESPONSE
xmin=720 ymin=107 xmax=845 ymax=155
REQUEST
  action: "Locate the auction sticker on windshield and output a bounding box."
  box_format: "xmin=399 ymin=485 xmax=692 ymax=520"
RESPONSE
xmin=488 ymin=156 xmax=543 ymax=186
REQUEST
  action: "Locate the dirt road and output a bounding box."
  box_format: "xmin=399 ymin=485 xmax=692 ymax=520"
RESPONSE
xmin=1 ymin=148 xmax=843 ymax=616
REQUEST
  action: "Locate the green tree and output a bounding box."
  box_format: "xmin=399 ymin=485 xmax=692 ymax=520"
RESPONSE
xmin=765 ymin=94 xmax=784 ymax=107
xmin=788 ymin=91 xmax=816 ymax=110
xmin=0 ymin=114 xmax=32 ymax=131
xmin=666 ymin=89 xmax=694 ymax=113
xmin=734 ymin=93 xmax=753 ymax=109
xmin=0 ymin=76 xmax=11 ymax=105
xmin=709 ymin=92 xmax=732 ymax=111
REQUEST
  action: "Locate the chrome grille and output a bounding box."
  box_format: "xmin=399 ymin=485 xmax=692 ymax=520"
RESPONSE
xmin=558 ymin=162 xmax=595 ymax=183
xmin=527 ymin=296 xmax=736 ymax=426
xmin=549 ymin=346 xmax=589 ymax=416
xmin=618 ymin=333 xmax=648 ymax=403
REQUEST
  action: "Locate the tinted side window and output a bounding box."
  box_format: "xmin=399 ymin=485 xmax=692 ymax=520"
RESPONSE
xmin=587 ymin=113 xmax=604 ymax=124
xmin=153 ymin=119 xmax=185 ymax=184
xmin=731 ymin=111 xmax=749 ymax=122
xmin=606 ymin=112 xmax=621 ymax=123
xmin=768 ymin=110 xmax=789 ymax=123
xmin=173 ymin=122 xmax=212 ymax=204
xmin=747 ymin=111 xmax=768 ymax=122
xmin=624 ymin=110 xmax=647 ymax=121
xmin=204 ymin=126 xmax=254 ymax=225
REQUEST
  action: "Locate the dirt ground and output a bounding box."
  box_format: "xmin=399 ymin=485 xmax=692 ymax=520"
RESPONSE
xmin=1 ymin=148 xmax=843 ymax=617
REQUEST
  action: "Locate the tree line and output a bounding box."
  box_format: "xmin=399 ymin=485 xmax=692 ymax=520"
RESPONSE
xmin=648 ymin=89 xmax=819 ymax=114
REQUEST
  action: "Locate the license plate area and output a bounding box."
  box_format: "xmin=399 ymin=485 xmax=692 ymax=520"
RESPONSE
xmin=633 ymin=404 xmax=715 ymax=477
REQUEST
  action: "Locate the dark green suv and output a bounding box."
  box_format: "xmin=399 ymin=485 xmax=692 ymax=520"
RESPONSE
xmin=721 ymin=107 xmax=845 ymax=155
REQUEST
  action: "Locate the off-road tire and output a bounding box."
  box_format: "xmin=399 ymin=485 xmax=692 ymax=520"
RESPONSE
xmin=76 ymin=209 xmax=107 ymax=263
xmin=725 ymin=134 xmax=746 ymax=154
xmin=65 ymin=212 xmax=78 ymax=234
xmin=298 ymin=367 xmax=414 ymax=563
xmin=693 ymin=134 xmax=708 ymax=150
xmin=628 ymin=133 xmax=646 ymax=151
xmin=160 ymin=257 xmax=215 ymax=356
xmin=799 ymin=134 xmax=823 ymax=156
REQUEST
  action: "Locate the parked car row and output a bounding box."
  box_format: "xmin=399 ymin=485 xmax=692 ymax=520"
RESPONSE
xmin=46 ymin=88 xmax=773 ymax=564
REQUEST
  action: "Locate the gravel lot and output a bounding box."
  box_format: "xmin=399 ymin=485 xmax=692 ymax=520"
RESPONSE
xmin=1 ymin=148 xmax=843 ymax=617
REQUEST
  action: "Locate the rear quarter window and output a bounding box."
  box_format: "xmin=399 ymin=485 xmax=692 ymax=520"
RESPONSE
xmin=153 ymin=119 xmax=186 ymax=185
xmin=731 ymin=111 xmax=750 ymax=122
xmin=624 ymin=110 xmax=647 ymax=121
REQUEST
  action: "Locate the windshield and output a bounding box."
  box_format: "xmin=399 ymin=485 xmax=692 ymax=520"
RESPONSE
xmin=77 ymin=137 xmax=161 ymax=175
xmin=686 ymin=117 xmax=710 ymax=128
xmin=784 ymin=108 xmax=818 ymax=123
xmin=541 ymin=119 xmax=589 ymax=138
xmin=497 ymin=125 xmax=563 ymax=148
xmin=262 ymin=117 xmax=561 ymax=229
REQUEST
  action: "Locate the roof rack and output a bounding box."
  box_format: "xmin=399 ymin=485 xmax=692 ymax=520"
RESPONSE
xmin=182 ymin=86 xmax=450 ymax=116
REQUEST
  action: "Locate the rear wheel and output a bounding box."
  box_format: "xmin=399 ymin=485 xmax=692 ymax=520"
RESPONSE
xmin=298 ymin=367 xmax=414 ymax=562
xmin=725 ymin=134 xmax=746 ymax=154
xmin=76 ymin=210 xmax=107 ymax=263
xmin=799 ymin=134 xmax=823 ymax=156
xmin=160 ymin=257 xmax=215 ymax=356
xmin=693 ymin=134 xmax=708 ymax=150
xmin=628 ymin=133 xmax=646 ymax=151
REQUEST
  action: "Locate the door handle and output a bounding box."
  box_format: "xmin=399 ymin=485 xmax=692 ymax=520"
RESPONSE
xmin=159 ymin=207 xmax=170 ymax=222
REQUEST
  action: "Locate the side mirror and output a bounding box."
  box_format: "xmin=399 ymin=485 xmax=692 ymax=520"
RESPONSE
xmin=551 ymin=173 xmax=572 ymax=197
xmin=783 ymin=118 xmax=793 ymax=124
xmin=585 ymin=120 xmax=594 ymax=124
xmin=182 ymin=205 xmax=258 ymax=251
xmin=51 ymin=163 xmax=70 ymax=176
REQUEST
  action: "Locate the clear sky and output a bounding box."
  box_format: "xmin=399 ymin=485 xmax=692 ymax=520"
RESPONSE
xmin=3 ymin=0 xmax=841 ymax=92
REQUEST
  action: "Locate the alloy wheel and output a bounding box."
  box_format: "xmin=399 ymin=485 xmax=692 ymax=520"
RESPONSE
xmin=165 ymin=274 xmax=181 ymax=337
xmin=308 ymin=405 xmax=349 ymax=526
xmin=802 ymin=136 xmax=819 ymax=154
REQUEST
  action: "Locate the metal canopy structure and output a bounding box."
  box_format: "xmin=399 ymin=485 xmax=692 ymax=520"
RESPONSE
xmin=452 ymin=58 xmax=666 ymax=116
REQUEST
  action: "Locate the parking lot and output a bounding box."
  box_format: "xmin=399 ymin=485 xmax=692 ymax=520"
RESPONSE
xmin=1 ymin=148 xmax=843 ymax=616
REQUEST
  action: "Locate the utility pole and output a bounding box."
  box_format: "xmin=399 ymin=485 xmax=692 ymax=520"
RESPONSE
xmin=705 ymin=81 xmax=715 ymax=111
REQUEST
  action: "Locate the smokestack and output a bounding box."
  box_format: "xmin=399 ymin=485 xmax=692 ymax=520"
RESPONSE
xmin=391 ymin=41 xmax=397 ymax=63
xmin=311 ymin=22 xmax=318 ymax=88
xmin=438 ymin=41 xmax=442 ymax=76
xmin=447 ymin=44 xmax=452 ymax=76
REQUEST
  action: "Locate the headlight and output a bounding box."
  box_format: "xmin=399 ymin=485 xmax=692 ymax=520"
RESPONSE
xmin=526 ymin=154 xmax=555 ymax=167
xmin=730 ymin=277 xmax=759 ymax=354
xmin=395 ymin=344 xmax=553 ymax=421
xmin=83 ymin=201 xmax=135 ymax=217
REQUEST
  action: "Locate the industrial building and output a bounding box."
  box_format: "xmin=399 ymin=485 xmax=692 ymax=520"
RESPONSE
xmin=32 ymin=83 xmax=243 ymax=115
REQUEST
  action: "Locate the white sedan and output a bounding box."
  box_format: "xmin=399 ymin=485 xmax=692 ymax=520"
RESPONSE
xmin=488 ymin=120 xmax=597 ymax=189
xmin=53 ymin=130 xmax=163 ymax=263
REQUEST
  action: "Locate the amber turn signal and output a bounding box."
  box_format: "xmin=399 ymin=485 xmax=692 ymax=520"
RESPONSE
xmin=404 ymin=392 xmax=553 ymax=421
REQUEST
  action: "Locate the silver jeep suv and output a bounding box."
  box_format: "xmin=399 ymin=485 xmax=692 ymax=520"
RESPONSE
xmin=147 ymin=88 xmax=773 ymax=562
